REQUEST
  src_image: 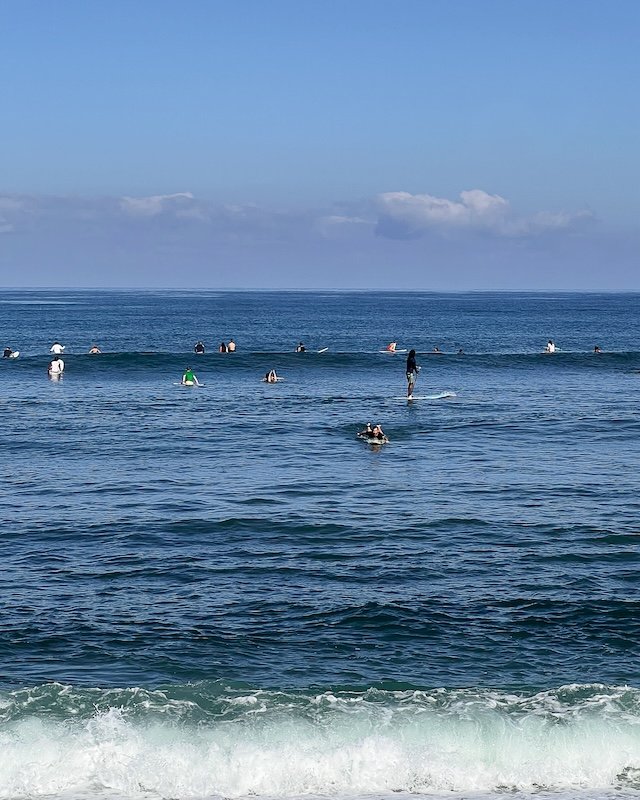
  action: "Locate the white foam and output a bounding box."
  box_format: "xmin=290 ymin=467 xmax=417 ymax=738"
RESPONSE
xmin=2 ymin=685 xmax=640 ymax=798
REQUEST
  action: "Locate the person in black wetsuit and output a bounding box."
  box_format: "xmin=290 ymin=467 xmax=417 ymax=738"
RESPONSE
xmin=3 ymin=347 xmax=13 ymax=358
xmin=406 ymin=349 xmax=420 ymax=398
xmin=194 ymin=341 xmax=205 ymax=354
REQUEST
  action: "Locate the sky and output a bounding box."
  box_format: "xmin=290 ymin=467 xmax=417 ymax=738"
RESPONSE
xmin=0 ymin=0 xmax=638 ymax=289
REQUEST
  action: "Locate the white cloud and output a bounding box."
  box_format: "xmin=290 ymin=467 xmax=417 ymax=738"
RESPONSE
xmin=120 ymin=192 xmax=196 ymax=217
xmin=374 ymin=189 xmax=592 ymax=239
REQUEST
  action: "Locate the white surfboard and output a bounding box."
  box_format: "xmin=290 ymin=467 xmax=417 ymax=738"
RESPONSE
xmin=317 ymin=347 xmax=328 ymax=353
xmin=8 ymin=351 xmax=19 ymax=358
xmin=379 ymin=348 xmax=407 ymax=354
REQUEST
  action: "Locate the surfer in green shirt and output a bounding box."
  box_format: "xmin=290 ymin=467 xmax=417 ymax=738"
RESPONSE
xmin=181 ymin=368 xmax=201 ymax=386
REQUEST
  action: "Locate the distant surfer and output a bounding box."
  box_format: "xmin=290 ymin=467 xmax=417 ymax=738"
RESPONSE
xmin=50 ymin=341 xmax=65 ymax=354
xmin=194 ymin=341 xmax=205 ymax=354
xmin=88 ymin=345 xmax=101 ymax=354
xmin=227 ymin=339 xmax=236 ymax=352
xmin=264 ymin=369 xmax=279 ymax=383
xmin=406 ymin=348 xmax=420 ymax=399
xmin=432 ymin=346 xmax=442 ymax=354
xmin=545 ymin=340 xmax=556 ymax=353
xmin=295 ymin=342 xmax=306 ymax=353
xmin=457 ymin=348 xmax=465 ymax=355
xmin=386 ymin=342 xmax=397 ymax=352
xmin=48 ymin=356 xmax=65 ymax=377
xmin=3 ymin=347 xmax=13 ymax=358
xmin=594 ymin=345 xmax=602 ymax=354
xmin=181 ymin=367 xmax=201 ymax=386
xmin=219 ymin=342 xmax=228 ymax=353
xmin=358 ymin=423 xmax=389 ymax=443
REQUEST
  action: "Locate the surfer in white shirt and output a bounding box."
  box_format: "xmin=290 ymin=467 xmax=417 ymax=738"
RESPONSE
xmin=48 ymin=357 xmax=65 ymax=376
xmin=545 ymin=340 xmax=556 ymax=353
xmin=50 ymin=341 xmax=65 ymax=354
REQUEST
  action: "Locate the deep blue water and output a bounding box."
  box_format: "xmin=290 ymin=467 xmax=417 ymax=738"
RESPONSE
xmin=1 ymin=290 xmax=640 ymax=799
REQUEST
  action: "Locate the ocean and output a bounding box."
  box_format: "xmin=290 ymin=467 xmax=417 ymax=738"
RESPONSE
xmin=1 ymin=289 xmax=640 ymax=800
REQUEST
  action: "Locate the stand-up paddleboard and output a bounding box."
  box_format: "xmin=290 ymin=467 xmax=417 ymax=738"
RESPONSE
xmin=401 ymin=392 xmax=456 ymax=400
xmin=317 ymin=347 xmax=328 ymax=353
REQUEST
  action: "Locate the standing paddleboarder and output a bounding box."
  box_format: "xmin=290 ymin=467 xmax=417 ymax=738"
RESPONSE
xmin=406 ymin=349 xmax=420 ymax=399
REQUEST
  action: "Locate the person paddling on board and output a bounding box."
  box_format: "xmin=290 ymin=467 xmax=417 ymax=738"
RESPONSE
xmin=181 ymin=367 xmax=201 ymax=386
xmin=264 ymin=369 xmax=278 ymax=383
xmin=3 ymin=347 xmax=13 ymax=358
xmin=545 ymin=340 xmax=556 ymax=353
xmin=386 ymin=342 xmax=397 ymax=352
xmin=406 ymin=349 xmax=420 ymax=398
xmin=194 ymin=341 xmax=205 ymax=354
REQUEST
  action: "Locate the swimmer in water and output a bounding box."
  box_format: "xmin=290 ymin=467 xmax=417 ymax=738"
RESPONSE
xmin=194 ymin=341 xmax=205 ymax=354
xmin=181 ymin=367 xmax=201 ymax=386
xmin=406 ymin=349 xmax=420 ymax=398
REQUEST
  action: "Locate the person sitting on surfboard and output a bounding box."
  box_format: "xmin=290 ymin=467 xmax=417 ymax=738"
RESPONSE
xmin=48 ymin=356 xmax=65 ymax=376
xmin=3 ymin=347 xmax=13 ymax=358
xmin=50 ymin=341 xmax=65 ymax=354
xmin=386 ymin=342 xmax=397 ymax=352
xmin=88 ymin=345 xmax=101 ymax=354
xmin=594 ymin=345 xmax=602 ymax=353
xmin=264 ymin=369 xmax=278 ymax=383
xmin=219 ymin=342 xmax=228 ymax=353
xmin=545 ymin=340 xmax=556 ymax=353
xmin=181 ymin=367 xmax=201 ymax=386
xmin=295 ymin=342 xmax=306 ymax=353
xmin=194 ymin=341 xmax=205 ymax=354
xmin=406 ymin=349 xmax=420 ymax=398
xmin=227 ymin=339 xmax=236 ymax=352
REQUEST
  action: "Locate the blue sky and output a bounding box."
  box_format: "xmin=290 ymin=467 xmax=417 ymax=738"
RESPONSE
xmin=1 ymin=0 xmax=638 ymax=288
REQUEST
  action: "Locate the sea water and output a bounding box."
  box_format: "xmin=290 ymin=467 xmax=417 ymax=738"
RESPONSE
xmin=1 ymin=290 xmax=640 ymax=800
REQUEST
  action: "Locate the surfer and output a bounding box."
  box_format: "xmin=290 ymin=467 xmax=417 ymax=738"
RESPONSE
xmin=181 ymin=367 xmax=201 ymax=386
xmin=358 ymin=423 xmax=388 ymax=443
xmin=219 ymin=342 xmax=228 ymax=353
xmin=50 ymin=341 xmax=65 ymax=354
xmin=406 ymin=349 xmax=420 ymax=398
xmin=545 ymin=340 xmax=556 ymax=353
xmin=227 ymin=339 xmax=236 ymax=352
xmin=48 ymin=356 xmax=65 ymax=376
xmin=3 ymin=347 xmax=13 ymax=358
xmin=432 ymin=346 xmax=442 ymax=354
xmin=295 ymin=342 xmax=306 ymax=353
xmin=386 ymin=342 xmax=397 ymax=352
xmin=594 ymin=345 xmax=602 ymax=354
xmin=194 ymin=341 xmax=205 ymax=354
xmin=88 ymin=345 xmax=101 ymax=354
xmin=264 ymin=369 xmax=278 ymax=383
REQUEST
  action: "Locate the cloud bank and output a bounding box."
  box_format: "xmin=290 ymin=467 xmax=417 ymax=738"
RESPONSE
xmin=0 ymin=187 xmax=622 ymax=289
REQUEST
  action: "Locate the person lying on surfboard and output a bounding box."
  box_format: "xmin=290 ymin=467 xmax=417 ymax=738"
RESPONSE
xmin=358 ymin=423 xmax=389 ymax=443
